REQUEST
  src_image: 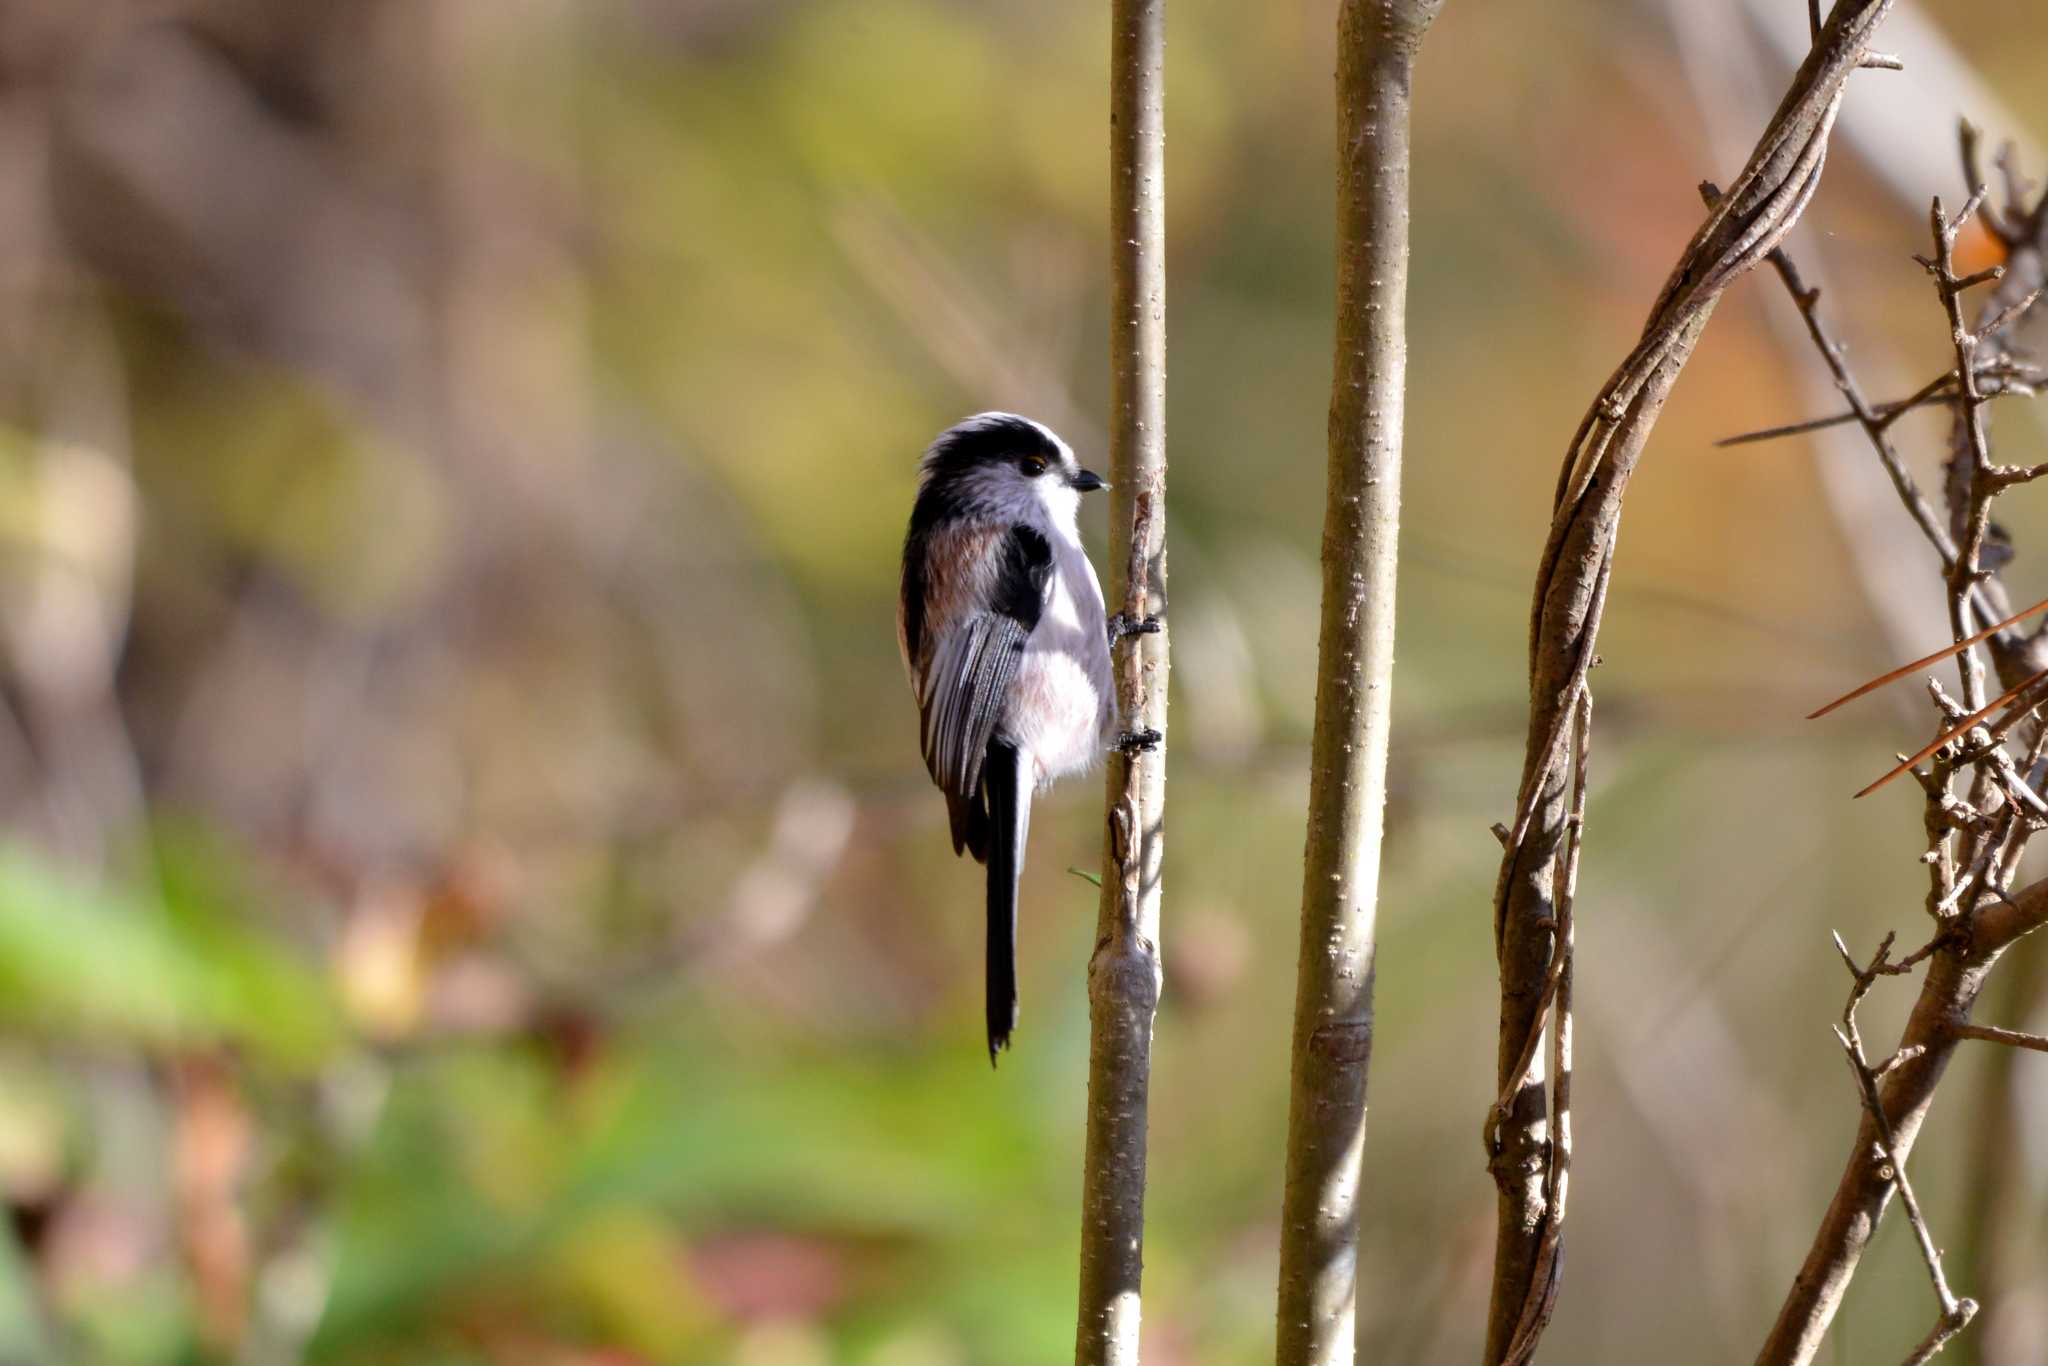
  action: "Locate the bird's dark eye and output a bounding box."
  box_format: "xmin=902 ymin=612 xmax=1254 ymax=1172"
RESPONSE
xmin=1020 ymin=454 xmax=1049 ymax=476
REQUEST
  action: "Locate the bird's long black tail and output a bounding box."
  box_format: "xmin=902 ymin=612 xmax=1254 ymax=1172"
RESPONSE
xmin=983 ymin=738 xmax=1029 ymax=1065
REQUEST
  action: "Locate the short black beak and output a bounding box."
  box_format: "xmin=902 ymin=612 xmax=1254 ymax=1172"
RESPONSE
xmin=1069 ymin=468 xmax=1108 ymax=493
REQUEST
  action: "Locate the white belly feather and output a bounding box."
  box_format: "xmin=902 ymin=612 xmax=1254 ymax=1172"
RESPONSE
xmin=1004 ymin=529 xmax=1114 ymax=788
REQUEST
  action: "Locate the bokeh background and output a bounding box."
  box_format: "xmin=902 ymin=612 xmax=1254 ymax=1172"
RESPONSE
xmin=1 ymin=1 xmax=2046 ymax=1362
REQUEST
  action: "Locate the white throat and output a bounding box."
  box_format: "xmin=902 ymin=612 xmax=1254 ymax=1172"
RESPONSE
xmin=1032 ymin=479 xmax=1084 ymax=542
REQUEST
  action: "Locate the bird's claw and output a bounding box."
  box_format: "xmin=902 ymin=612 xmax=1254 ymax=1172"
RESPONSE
xmin=1115 ymin=727 xmax=1163 ymax=755
xmin=1108 ymin=612 xmax=1163 ymax=645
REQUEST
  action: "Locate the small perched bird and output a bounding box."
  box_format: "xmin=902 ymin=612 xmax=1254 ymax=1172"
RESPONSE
xmin=897 ymin=413 xmax=1156 ymax=1063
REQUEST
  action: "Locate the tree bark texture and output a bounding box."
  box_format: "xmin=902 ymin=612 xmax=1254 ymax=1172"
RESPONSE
xmin=1075 ymin=1 xmax=1168 ymax=1362
xmin=1273 ymin=3 xmax=1443 ymax=1363
xmin=1483 ymin=5 xmax=1897 ymax=1362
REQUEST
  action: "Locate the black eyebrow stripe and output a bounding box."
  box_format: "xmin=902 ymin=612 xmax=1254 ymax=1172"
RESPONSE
xmin=922 ymin=414 xmax=1062 ymax=478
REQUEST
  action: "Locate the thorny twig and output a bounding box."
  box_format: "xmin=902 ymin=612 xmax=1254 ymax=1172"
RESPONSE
xmin=1746 ymin=247 xmax=2015 ymax=627
xmin=1829 ymin=933 xmax=1979 ymax=1359
xmin=1831 ymin=199 xmax=2048 ymax=803
xmin=1752 ymin=129 xmax=2048 ymax=1366
xmin=1715 ymin=358 xmax=2042 ymax=450
xmin=1927 ymin=193 xmax=2016 ymax=713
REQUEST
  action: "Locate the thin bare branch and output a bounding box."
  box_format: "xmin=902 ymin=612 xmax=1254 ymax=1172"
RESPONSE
xmin=1074 ymin=2 xmax=1168 ymax=1360
xmin=1715 ymin=371 xmax=1958 ymax=447
xmin=1989 ymin=140 xmax=2041 ymax=236
xmin=1951 ymin=265 xmax=2006 ymax=293
xmin=1975 ymin=284 xmax=2045 ymax=348
xmin=1929 ymin=194 xmax=2002 ymax=714
xmin=1274 ymin=2 xmax=1445 ymax=1360
xmin=1754 ymin=883 xmax=2048 ymax=1366
xmin=1829 ymin=939 xmax=1974 ymax=1340
xmin=1986 ymin=458 xmax=2048 ymax=489
xmin=1715 ymin=358 xmax=2043 ymax=449
xmin=1951 ymin=1021 xmax=2048 ymax=1053
xmin=1899 ymin=1308 xmax=1978 ymax=1366
xmin=1749 ymin=247 xmax=1997 ymax=627
xmin=1958 ymin=120 xmax=2015 ymax=247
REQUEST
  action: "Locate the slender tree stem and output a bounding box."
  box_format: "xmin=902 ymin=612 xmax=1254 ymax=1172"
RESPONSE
xmin=1074 ymin=2 xmax=1168 ymax=1362
xmin=1274 ymin=4 xmax=1442 ymax=1361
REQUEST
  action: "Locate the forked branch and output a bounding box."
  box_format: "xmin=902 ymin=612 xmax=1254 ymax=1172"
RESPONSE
xmin=1828 ymin=933 xmax=1978 ymax=1360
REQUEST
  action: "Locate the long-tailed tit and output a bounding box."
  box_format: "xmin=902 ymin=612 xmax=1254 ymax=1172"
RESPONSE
xmin=897 ymin=413 xmax=1158 ymax=1063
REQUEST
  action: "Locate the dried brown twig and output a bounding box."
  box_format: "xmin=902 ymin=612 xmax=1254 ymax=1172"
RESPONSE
xmin=1482 ymin=6 xmax=1898 ymax=1360
xmin=1827 ymin=932 xmax=1977 ymax=1361
xmin=1951 ymin=1021 xmax=2048 ymax=1053
xmin=1753 ymin=879 xmax=2048 ymax=1365
xmin=1715 ymin=360 xmax=2041 ymax=453
xmin=1753 ymin=133 xmax=2048 ymax=1366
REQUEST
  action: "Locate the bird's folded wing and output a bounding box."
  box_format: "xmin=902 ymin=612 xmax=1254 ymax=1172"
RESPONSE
xmin=924 ymin=614 xmax=1029 ymax=802
xmin=912 ymin=524 xmax=1054 ymax=805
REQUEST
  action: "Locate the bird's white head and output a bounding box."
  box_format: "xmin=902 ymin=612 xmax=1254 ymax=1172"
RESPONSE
xmin=916 ymin=412 xmax=1106 ymax=532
